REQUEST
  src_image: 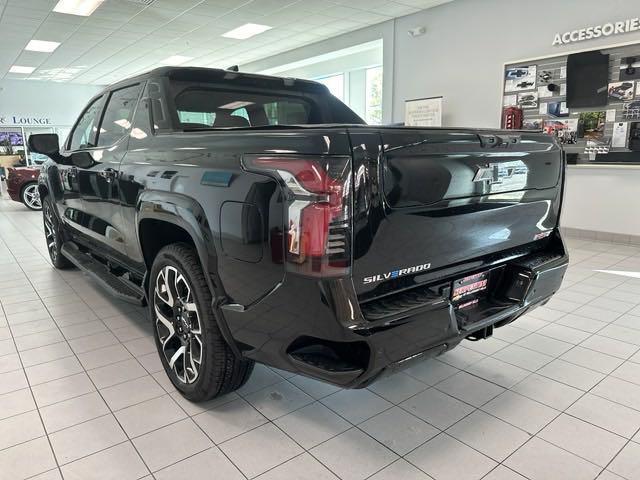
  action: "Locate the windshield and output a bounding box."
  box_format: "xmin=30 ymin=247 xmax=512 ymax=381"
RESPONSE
xmin=169 ymin=79 xmax=365 ymax=130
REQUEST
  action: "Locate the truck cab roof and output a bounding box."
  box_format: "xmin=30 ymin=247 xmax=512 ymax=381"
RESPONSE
xmin=106 ymin=66 xmax=329 ymax=95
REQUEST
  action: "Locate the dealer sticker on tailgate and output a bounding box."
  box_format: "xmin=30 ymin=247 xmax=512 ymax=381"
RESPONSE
xmin=451 ymin=271 xmax=489 ymax=303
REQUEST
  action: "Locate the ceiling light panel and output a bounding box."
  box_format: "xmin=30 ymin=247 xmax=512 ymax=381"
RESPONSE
xmin=9 ymin=65 xmax=36 ymax=74
xmin=25 ymin=40 xmax=61 ymax=52
xmin=222 ymin=23 xmax=272 ymax=40
xmin=53 ymin=0 xmax=105 ymax=16
xmin=160 ymin=55 xmax=193 ymax=65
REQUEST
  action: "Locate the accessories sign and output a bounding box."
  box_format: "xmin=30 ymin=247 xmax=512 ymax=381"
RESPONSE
xmin=553 ymin=18 xmax=640 ymax=46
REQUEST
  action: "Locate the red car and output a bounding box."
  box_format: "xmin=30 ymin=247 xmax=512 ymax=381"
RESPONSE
xmin=5 ymin=166 xmax=42 ymax=210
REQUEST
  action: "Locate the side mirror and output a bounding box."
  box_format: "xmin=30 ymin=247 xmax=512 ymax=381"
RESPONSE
xmin=28 ymin=134 xmax=60 ymax=157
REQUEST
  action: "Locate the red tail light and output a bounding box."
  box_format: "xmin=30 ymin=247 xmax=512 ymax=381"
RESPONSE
xmin=244 ymin=155 xmax=352 ymax=277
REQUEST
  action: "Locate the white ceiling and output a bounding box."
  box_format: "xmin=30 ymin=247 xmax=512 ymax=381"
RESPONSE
xmin=0 ymin=0 xmax=452 ymax=86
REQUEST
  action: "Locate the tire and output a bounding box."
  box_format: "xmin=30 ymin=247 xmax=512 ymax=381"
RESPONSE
xmin=22 ymin=182 xmax=42 ymax=211
xmin=42 ymin=196 xmax=73 ymax=269
xmin=150 ymin=243 xmax=254 ymax=401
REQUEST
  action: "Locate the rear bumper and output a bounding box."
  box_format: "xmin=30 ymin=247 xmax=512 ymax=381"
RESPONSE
xmin=220 ymin=233 xmax=568 ymax=388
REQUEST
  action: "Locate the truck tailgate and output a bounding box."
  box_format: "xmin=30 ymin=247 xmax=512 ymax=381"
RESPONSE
xmin=350 ymin=128 xmax=563 ymax=300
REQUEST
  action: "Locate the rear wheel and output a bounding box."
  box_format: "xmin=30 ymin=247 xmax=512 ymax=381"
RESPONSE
xmin=22 ymin=182 xmax=42 ymax=210
xmin=43 ymin=196 xmax=73 ymax=269
xmin=150 ymin=243 xmax=254 ymax=401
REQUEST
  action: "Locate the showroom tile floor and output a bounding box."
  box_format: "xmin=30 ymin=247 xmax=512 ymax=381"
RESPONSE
xmin=1 ymin=196 xmax=640 ymax=480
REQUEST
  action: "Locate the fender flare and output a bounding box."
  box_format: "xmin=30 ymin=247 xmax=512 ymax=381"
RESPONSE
xmin=136 ymin=191 xmax=241 ymax=357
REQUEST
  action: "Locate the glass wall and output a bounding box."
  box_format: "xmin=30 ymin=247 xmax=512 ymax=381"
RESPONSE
xmin=313 ymin=67 xmax=383 ymax=124
xmin=315 ymin=74 xmax=345 ymax=102
xmin=365 ymin=66 xmax=383 ymax=124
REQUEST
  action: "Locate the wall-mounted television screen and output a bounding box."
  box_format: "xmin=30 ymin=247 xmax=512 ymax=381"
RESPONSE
xmin=0 ymin=131 xmax=24 ymax=146
xmin=566 ymin=51 xmax=610 ymax=108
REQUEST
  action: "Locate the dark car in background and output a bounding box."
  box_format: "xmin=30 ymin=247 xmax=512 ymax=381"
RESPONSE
xmin=6 ymin=166 xmax=42 ymax=210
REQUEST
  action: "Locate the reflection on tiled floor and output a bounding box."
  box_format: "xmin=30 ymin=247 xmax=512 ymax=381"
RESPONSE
xmin=1 ymin=196 xmax=640 ymax=480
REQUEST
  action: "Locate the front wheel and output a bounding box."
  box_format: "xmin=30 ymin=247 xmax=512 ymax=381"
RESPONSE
xmin=150 ymin=243 xmax=254 ymax=402
xmin=22 ymin=182 xmax=42 ymax=210
xmin=43 ymin=196 xmax=73 ymax=269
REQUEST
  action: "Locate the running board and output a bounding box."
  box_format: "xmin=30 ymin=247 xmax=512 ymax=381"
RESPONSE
xmin=61 ymin=242 xmax=145 ymax=305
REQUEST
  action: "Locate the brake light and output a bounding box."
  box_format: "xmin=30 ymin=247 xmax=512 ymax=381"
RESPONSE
xmin=244 ymin=155 xmax=352 ymax=277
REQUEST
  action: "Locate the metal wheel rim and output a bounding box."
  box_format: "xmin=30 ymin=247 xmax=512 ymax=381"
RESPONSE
xmin=43 ymin=203 xmax=57 ymax=262
xmin=23 ymin=184 xmax=41 ymax=209
xmin=154 ymin=265 xmax=203 ymax=385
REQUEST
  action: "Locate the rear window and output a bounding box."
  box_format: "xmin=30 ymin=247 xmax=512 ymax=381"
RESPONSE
xmin=170 ymin=80 xmax=364 ymax=129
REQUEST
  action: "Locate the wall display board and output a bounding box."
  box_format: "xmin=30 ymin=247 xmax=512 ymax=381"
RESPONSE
xmin=405 ymin=96 xmax=443 ymax=127
xmin=502 ymin=43 xmax=640 ymax=163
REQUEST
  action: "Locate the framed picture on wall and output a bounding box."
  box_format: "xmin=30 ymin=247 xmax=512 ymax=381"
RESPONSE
xmin=517 ymin=92 xmax=538 ymax=109
xmin=404 ymin=96 xmax=443 ymax=127
xmin=608 ymin=81 xmax=635 ymax=102
xmin=505 ymin=66 xmax=537 ymax=92
xmin=0 ymin=131 xmax=24 ymax=146
xmin=578 ymin=111 xmax=606 ymax=141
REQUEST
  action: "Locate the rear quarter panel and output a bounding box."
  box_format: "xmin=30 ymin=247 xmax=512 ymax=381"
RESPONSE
xmin=122 ymin=126 xmax=352 ymax=307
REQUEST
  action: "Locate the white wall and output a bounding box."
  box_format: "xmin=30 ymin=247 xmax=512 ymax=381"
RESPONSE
xmin=563 ymin=167 xmax=640 ymax=237
xmin=0 ymin=79 xmax=101 ymax=128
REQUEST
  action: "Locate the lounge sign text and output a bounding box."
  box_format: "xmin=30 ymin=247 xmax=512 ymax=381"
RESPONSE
xmin=0 ymin=115 xmax=52 ymax=125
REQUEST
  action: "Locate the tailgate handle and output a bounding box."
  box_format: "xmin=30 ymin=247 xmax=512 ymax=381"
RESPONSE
xmin=478 ymin=134 xmax=521 ymax=148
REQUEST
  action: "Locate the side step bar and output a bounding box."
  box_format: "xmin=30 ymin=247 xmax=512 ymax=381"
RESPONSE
xmin=61 ymin=242 xmax=145 ymax=305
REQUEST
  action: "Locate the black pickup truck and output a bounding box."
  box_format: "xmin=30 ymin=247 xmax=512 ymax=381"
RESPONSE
xmin=29 ymin=67 xmax=568 ymax=401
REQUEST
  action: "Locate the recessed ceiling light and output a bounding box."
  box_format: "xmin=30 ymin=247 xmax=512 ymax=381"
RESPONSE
xmin=9 ymin=65 xmax=35 ymax=74
xmin=53 ymin=0 xmax=105 ymax=16
xmin=160 ymin=55 xmax=193 ymax=65
xmin=25 ymin=40 xmax=61 ymax=53
xmin=222 ymin=23 xmax=272 ymax=40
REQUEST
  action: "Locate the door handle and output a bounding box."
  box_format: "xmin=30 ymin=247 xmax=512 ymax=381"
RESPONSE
xmin=99 ymin=168 xmax=118 ymax=182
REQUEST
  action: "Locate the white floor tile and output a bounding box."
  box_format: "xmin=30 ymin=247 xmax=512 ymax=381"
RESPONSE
xmin=311 ymin=428 xmax=398 ymax=480
xmin=406 ymin=433 xmax=496 ymax=480
xmin=567 ymin=393 xmax=640 ymax=439
xmin=255 ymin=453 xmax=338 ymax=480
xmin=154 ymin=447 xmax=244 ymax=480
xmin=505 ymin=437 xmax=601 ymax=480
xmin=221 ymin=423 xmax=304 ymax=478
xmin=400 ymin=387 xmax=475 ymax=430
xmin=538 ymin=414 xmax=627 ymax=467
xmin=193 ymin=397 xmax=268 ymax=444
xmin=447 ymin=410 xmax=530 ymax=462
xmin=436 ymin=371 xmax=504 ymax=407
xmin=274 ymin=402 xmax=351 ymax=449
xmin=360 ymin=406 xmax=438 ymax=455
xmin=133 ymin=418 xmax=213 ymax=472
xmin=608 ymin=441 xmax=640 ymax=480
xmin=321 ymin=388 xmax=392 ymax=424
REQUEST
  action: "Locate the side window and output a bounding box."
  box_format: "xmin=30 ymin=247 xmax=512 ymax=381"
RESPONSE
xmin=68 ymin=96 xmax=104 ymax=151
xmin=97 ymin=84 xmax=143 ymax=147
xmin=264 ymin=101 xmax=310 ymax=125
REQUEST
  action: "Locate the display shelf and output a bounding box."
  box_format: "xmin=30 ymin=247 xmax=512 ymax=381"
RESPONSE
xmin=502 ymin=43 xmax=640 ymax=165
